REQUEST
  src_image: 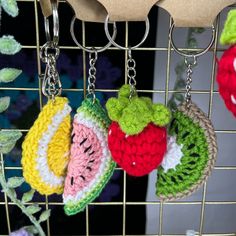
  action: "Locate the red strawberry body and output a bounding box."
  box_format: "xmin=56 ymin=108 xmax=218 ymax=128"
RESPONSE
xmin=217 ymin=46 xmax=236 ymax=117
xmin=108 ymin=122 xmax=167 ymax=176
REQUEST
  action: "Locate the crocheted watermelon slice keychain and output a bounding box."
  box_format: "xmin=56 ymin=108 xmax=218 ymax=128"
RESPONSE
xmin=63 ymin=51 xmax=116 ymax=215
xmin=22 ymin=15 xmax=72 ymax=195
xmin=216 ymin=9 xmax=236 ymax=118
xmin=156 ymin=54 xmax=218 ymax=200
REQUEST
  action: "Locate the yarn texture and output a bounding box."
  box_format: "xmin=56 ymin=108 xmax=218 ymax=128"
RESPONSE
xmin=220 ymin=9 xmax=236 ymax=45
xmin=106 ymin=84 xmax=171 ymax=135
xmin=106 ymin=84 xmax=171 ymax=176
xmin=63 ymin=98 xmax=116 ymax=215
xmin=156 ymin=102 xmax=218 ymax=201
xmin=22 ymin=97 xmax=72 ymax=195
xmin=216 ymin=45 xmax=236 ymax=118
xmin=161 ymin=136 xmax=184 ymax=173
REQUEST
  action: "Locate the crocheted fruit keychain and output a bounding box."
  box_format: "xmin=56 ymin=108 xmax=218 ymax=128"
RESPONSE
xmin=156 ymin=24 xmax=218 ymax=201
xmin=63 ymin=17 xmax=117 ymax=215
xmin=21 ymin=2 xmax=72 ymax=196
xmin=216 ymin=9 xmax=236 ymax=118
xmin=105 ymin=48 xmax=171 ymax=177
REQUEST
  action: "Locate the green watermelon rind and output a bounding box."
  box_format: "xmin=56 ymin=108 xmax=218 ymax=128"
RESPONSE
xmin=64 ymin=159 xmax=116 ymax=215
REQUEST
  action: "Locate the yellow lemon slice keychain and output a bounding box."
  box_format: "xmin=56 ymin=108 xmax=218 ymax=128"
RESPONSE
xmin=21 ymin=3 xmax=72 ymax=195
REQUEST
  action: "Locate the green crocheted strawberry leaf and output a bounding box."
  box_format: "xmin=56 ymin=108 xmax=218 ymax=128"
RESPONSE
xmin=156 ymin=110 xmax=209 ymax=198
xmin=106 ymin=84 xmax=171 ymax=135
xmin=220 ymin=9 xmax=236 ymax=45
xmin=152 ymin=104 xmax=171 ymax=127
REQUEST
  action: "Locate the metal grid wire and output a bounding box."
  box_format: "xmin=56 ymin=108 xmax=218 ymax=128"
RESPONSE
xmin=0 ymin=0 xmax=236 ymax=235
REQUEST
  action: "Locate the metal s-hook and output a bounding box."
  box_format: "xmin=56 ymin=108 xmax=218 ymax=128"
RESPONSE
xmin=40 ymin=0 xmax=62 ymax=99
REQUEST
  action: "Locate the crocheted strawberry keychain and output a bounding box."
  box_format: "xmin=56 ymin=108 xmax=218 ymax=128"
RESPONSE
xmin=22 ymin=17 xmax=72 ymax=195
xmin=63 ymin=51 xmax=116 ymax=215
xmin=216 ymin=9 xmax=236 ymax=118
xmin=106 ymin=84 xmax=171 ymax=177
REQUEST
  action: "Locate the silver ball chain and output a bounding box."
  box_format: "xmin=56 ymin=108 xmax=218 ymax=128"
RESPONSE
xmin=184 ymin=56 xmax=197 ymax=106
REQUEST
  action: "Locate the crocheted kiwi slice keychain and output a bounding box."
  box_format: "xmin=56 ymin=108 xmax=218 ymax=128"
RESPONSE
xmin=106 ymin=49 xmax=171 ymax=177
xmin=21 ymin=25 xmax=72 ymax=195
xmin=156 ymin=30 xmax=218 ymax=200
xmin=63 ymin=50 xmax=116 ymax=215
xmin=156 ymin=101 xmax=218 ymax=200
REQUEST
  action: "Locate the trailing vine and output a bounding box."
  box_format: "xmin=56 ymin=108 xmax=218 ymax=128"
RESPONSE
xmin=0 ymin=1 xmax=50 ymax=235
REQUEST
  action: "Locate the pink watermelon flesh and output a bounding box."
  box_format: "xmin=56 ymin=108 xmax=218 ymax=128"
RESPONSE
xmin=63 ymin=122 xmax=103 ymax=198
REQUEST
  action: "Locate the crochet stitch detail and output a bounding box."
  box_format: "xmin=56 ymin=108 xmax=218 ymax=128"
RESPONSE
xmin=63 ymin=98 xmax=116 ymax=215
xmin=220 ymin=9 xmax=236 ymax=45
xmin=21 ymin=97 xmax=72 ymax=195
xmin=106 ymin=84 xmax=171 ymax=135
xmin=108 ymin=122 xmax=167 ymax=176
xmin=161 ymin=136 xmax=184 ymax=173
xmin=156 ymin=102 xmax=218 ymax=201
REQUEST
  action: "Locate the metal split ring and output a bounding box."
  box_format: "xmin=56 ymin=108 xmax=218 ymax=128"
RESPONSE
xmin=104 ymin=15 xmax=150 ymax=50
xmin=70 ymin=15 xmax=117 ymax=53
xmin=169 ymin=23 xmax=216 ymax=58
xmin=44 ymin=0 xmax=59 ymax=46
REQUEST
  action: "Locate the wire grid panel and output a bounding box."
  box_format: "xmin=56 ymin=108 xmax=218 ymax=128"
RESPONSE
xmin=0 ymin=1 xmax=236 ymax=236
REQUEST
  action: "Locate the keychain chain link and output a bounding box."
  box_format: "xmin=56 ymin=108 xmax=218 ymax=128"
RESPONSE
xmin=87 ymin=50 xmax=98 ymax=102
xmin=127 ymin=49 xmax=137 ymax=99
xmin=184 ymin=57 xmax=197 ymax=107
xmin=40 ymin=41 xmax=62 ymax=99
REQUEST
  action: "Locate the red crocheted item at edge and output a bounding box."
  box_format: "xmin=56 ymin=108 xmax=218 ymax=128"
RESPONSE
xmin=217 ymin=45 xmax=236 ymax=118
xmin=108 ymin=122 xmax=167 ymax=177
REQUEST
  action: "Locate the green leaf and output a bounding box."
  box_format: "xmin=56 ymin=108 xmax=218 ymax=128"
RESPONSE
xmin=0 ymin=142 xmax=16 ymax=154
xmin=7 ymin=188 xmax=17 ymax=198
xmin=193 ymin=28 xmax=205 ymax=34
xmin=22 ymin=189 xmax=35 ymax=203
xmin=0 ymin=97 xmax=10 ymax=113
xmin=7 ymin=177 xmax=24 ymax=188
xmin=26 ymin=205 xmax=41 ymax=215
xmin=1 ymin=0 xmax=19 ymax=17
xmin=188 ymin=38 xmax=198 ymax=48
xmin=0 ymin=130 xmax=22 ymax=154
xmin=24 ymin=225 xmax=38 ymax=235
xmin=0 ymin=35 xmax=21 ymax=55
xmin=0 ymin=68 xmax=22 ymax=83
xmin=174 ymin=93 xmax=184 ymax=102
xmin=39 ymin=209 xmax=51 ymax=223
